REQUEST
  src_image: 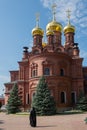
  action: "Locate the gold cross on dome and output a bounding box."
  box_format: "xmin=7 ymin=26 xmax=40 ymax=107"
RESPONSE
xmin=35 ymin=13 xmax=40 ymax=27
xmin=66 ymin=9 xmax=71 ymax=24
xmin=52 ymin=3 xmax=57 ymax=10
xmin=52 ymin=3 xmax=57 ymax=21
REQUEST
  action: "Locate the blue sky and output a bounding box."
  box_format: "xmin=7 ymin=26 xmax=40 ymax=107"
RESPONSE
xmin=0 ymin=0 xmax=87 ymax=95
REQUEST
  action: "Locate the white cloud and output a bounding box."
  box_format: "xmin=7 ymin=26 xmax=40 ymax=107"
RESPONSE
xmin=78 ymin=17 xmax=87 ymax=28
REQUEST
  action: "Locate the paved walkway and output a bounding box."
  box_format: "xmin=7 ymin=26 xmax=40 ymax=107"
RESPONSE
xmin=0 ymin=112 xmax=87 ymax=130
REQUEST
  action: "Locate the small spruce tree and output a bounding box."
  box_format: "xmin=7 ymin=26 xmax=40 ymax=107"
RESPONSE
xmin=7 ymin=83 xmax=22 ymax=114
xmin=32 ymin=76 xmax=56 ymax=115
xmin=76 ymin=96 xmax=87 ymax=111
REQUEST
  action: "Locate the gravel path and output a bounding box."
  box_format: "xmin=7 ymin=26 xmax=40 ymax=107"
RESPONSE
xmin=0 ymin=112 xmax=87 ymax=130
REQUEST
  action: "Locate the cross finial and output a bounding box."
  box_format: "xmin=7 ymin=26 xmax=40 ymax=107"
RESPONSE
xmin=52 ymin=3 xmax=57 ymax=21
xmin=66 ymin=9 xmax=71 ymax=24
xmin=35 ymin=13 xmax=40 ymax=27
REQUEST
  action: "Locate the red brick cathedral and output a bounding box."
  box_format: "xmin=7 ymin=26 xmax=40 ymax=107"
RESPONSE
xmin=4 ymin=9 xmax=87 ymax=111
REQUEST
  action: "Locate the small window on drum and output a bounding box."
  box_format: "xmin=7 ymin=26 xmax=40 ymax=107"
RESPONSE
xmin=44 ymin=68 xmax=50 ymax=75
xmin=33 ymin=50 xmax=39 ymax=54
xmin=57 ymin=49 xmax=61 ymax=52
xmin=60 ymin=69 xmax=64 ymax=76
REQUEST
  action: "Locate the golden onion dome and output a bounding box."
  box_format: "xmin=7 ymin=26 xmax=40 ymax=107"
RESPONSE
xmin=46 ymin=30 xmax=54 ymax=36
xmin=42 ymin=42 xmax=47 ymax=48
xmin=63 ymin=23 xmax=75 ymax=34
xmin=32 ymin=27 xmax=44 ymax=36
xmin=46 ymin=21 xmax=62 ymax=33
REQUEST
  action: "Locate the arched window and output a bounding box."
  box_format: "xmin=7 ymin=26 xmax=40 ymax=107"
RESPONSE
xmin=32 ymin=92 xmax=36 ymax=101
xmin=60 ymin=69 xmax=64 ymax=76
xmin=0 ymin=102 xmax=2 ymax=107
xmin=61 ymin=92 xmax=66 ymax=103
xmin=68 ymin=35 xmax=70 ymax=41
xmin=44 ymin=68 xmax=50 ymax=75
xmin=33 ymin=50 xmax=39 ymax=54
xmin=57 ymin=48 xmax=61 ymax=52
xmin=31 ymin=63 xmax=38 ymax=77
xmin=71 ymin=92 xmax=76 ymax=104
xmin=32 ymin=69 xmax=37 ymax=77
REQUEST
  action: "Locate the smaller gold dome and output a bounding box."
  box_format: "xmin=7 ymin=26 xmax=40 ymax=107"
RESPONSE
xmin=63 ymin=23 xmax=75 ymax=34
xmin=42 ymin=42 xmax=47 ymax=48
xmin=46 ymin=30 xmax=54 ymax=36
xmin=32 ymin=27 xmax=44 ymax=36
xmin=46 ymin=21 xmax=62 ymax=32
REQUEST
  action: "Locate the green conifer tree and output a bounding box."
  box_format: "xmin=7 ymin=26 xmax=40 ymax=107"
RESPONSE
xmin=7 ymin=83 xmax=22 ymax=114
xmin=32 ymin=76 xmax=56 ymax=115
xmin=76 ymin=96 xmax=87 ymax=111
